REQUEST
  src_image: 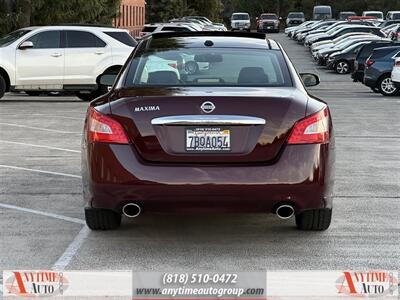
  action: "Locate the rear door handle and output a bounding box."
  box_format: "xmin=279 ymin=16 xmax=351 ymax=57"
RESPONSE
xmin=95 ymin=51 xmax=104 ymax=55
xmin=51 ymin=53 xmax=62 ymax=57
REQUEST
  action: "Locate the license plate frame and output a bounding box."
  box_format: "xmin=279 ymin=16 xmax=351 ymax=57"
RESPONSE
xmin=185 ymin=127 xmax=231 ymax=153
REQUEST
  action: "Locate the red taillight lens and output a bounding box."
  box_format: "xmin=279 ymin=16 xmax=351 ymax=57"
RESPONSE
xmin=366 ymin=59 xmax=375 ymax=67
xmin=288 ymin=107 xmax=330 ymax=144
xmin=87 ymin=107 xmax=129 ymax=144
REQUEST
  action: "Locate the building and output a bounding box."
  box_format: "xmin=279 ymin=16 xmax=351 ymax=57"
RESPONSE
xmin=114 ymin=0 xmax=145 ymax=37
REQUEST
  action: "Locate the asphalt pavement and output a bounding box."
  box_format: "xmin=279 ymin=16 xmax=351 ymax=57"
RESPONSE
xmin=0 ymin=33 xmax=399 ymax=279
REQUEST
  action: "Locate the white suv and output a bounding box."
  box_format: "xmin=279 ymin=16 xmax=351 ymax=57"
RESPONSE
xmin=392 ymin=57 xmax=400 ymax=89
xmin=0 ymin=25 xmax=137 ymax=101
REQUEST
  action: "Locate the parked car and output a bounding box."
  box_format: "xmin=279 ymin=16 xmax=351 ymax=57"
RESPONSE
xmin=257 ymin=13 xmax=280 ymax=33
xmin=295 ymin=20 xmax=337 ymax=42
xmin=364 ymin=46 xmax=400 ymax=96
xmin=139 ymin=23 xmax=198 ymax=38
xmin=327 ymin=41 xmax=378 ymax=74
xmin=352 ymin=41 xmax=398 ymax=84
xmin=386 ymin=11 xmax=400 ymax=20
xmin=381 ymin=23 xmax=400 ymax=37
xmin=338 ymin=11 xmax=356 ymax=21
xmin=231 ymin=13 xmax=251 ymax=32
xmin=307 ymin=25 xmax=385 ymax=46
xmin=316 ymin=36 xmax=382 ymax=65
xmin=313 ymin=6 xmax=332 ymax=20
xmin=285 ymin=21 xmax=317 ymax=37
xmin=0 ymin=25 xmax=137 ymax=100
xmin=379 ymin=20 xmax=400 ymax=29
xmin=311 ymin=33 xmax=375 ymax=56
xmin=184 ymin=16 xmax=227 ymax=31
xmin=286 ymin=12 xmax=305 ymax=27
xmin=83 ymin=31 xmax=334 ymax=231
xmin=392 ymin=57 xmax=400 ymax=88
xmin=362 ymin=11 xmax=384 ymax=22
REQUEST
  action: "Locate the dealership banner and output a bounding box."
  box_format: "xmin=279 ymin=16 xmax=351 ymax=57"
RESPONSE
xmin=2 ymin=270 xmax=398 ymax=299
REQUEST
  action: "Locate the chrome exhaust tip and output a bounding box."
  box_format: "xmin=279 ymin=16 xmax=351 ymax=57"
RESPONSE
xmin=122 ymin=203 xmax=141 ymax=218
xmin=276 ymin=205 xmax=295 ymax=219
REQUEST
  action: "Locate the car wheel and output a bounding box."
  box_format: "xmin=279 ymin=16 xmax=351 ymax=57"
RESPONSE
xmin=184 ymin=61 xmax=199 ymax=75
xmin=378 ymin=75 xmax=399 ymax=96
xmin=0 ymin=75 xmax=6 ymax=99
xmin=25 ymin=91 xmax=42 ymax=96
xmin=335 ymin=61 xmax=350 ymax=74
xmin=75 ymin=91 xmax=101 ymax=102
xmin=295 ymin=208 xmax=332 ymax=231
xmin=85 ymin=208 xmax=122 ymax=230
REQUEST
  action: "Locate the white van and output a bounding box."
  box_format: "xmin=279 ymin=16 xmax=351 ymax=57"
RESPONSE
xmin=313 ymin=6 xmax=332 ymax=20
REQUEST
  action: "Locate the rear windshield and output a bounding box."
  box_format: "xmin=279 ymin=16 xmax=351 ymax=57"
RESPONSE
xmin=261 ymin=15 xmax=278 ymax=20
xmin=371 ymin=47 xmax=400 ymax=59
xmin=288 ymin=13 xmax=304 ymax=18
xmin=104 ymin=31 xmax=137 ymax=47
xmin=365 ymin=13 xmax=383 ymax=18
xmin=125 ymin=46 xmax=292 ymax=87
xmin=232 ymin=14 xmax=249 ymax=20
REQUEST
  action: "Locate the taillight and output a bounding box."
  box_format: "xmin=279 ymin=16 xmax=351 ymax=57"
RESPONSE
xmin=87 ymin=107 xmax=129 ymax=144
xmin=288 ymin=107 xmax=330 ymax=144
xmin=365 ymin=59 xmax=375 ymax=68
xmin=396 ymin=60 xmax=400 ymax=67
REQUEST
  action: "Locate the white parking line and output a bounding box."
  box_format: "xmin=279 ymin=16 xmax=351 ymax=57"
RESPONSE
xmin=52 ymin=226 xmax=90 ymax=271
xmin=0 ymin=203 xmax=84 ymax=224
xmin=0 ymin=122 xmax=81 ymax=134
xmin=0 ymin=140 xmax=80 ymax=153
xmin=0 ymin=165 xmax=82 ymax=178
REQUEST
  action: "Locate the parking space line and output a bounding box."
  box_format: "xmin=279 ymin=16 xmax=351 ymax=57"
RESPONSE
xmin=0 ymin=165 xmax=82 ymax=178
xmin=0 ymin=140 xmax=80 ymax=153
xmin=52 ymin=226 xmax=90 ymax=271
xmin=0 ymin=113 xmax=83 ymax=120
xmin=0 ymin=122 xmax=81 ymax=134
xmin=0 ymin=203 xmax=84 ymax=224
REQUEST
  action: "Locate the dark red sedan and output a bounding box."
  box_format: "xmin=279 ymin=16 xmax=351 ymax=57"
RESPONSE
xmin=82 ymin=32 xmax=334 ymax=231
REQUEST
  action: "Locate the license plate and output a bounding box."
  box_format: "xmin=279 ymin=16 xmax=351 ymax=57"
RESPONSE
xmin=186 ymin=127 xmax=230 ymax=152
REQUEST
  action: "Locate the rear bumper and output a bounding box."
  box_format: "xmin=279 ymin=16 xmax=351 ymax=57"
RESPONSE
xmin=363 ymin=76 xmax=376 ymax=88
xmin=82 ymin=142 xmax=335 ymax=214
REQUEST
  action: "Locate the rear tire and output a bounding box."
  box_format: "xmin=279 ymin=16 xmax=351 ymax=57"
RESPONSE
xmin=295 ymin=208 xmax=332 ymax=231
xmin=335 ymin=60 xmax=350 ymax=74
xmin=85 ymin=208 xmax=122 ymax=230
xmin=0 ymin=75 xmax=6 ymax=99
xmin=378 ymin=75 xmax=399 ymax=96
xmin=184 ymin=61 xmax=199 ymax=75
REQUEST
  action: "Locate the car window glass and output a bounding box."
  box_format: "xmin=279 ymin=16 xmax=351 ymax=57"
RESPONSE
xmin=26 ymin=31 xmax=60 ymax=49
xmin=104 ymin=32 xmax=137 ymax=47
xmin=161 ymin=27 xmax=191 ymax=32
xmin=66 ymin=31 xmax=106 ymax=48
xmin=127 ymin=47 xmax=292 ymax=87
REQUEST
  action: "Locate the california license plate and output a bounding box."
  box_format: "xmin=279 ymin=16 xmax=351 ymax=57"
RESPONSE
xmin=186 ymin=127 xmax=231 ymax=152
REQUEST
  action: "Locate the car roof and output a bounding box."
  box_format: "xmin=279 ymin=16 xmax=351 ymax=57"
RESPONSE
xmin=144 ymin=32 xmax=280 ymax=50
xmin=21 ymin=25 xmax=126 ymax=32
xmin=232 ymin=12 xmax=249 ymax=15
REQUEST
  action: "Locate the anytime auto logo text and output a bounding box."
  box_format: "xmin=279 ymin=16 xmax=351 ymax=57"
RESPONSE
xmin=336 ymin=271 xmax=398 ymax=297
xmin=4 ymin=271 xmax=69 ymax=297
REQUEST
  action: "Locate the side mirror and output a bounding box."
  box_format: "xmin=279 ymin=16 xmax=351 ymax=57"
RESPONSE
xmin=19 ymin=41 xmax=34 ymax=50
xmin=99 ymin=73 xmax=117 ymax=90
xmin=300 ymin=73 xmax=320 ymax=87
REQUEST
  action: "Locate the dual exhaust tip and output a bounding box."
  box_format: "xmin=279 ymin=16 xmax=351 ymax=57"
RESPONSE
xmin=122 ymin=203 xmax=294 ymax=219
xmin=275 ymin=204 xmax=295 ymax=219
xmin=122 ymin=203 xmax=141 ymax=218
